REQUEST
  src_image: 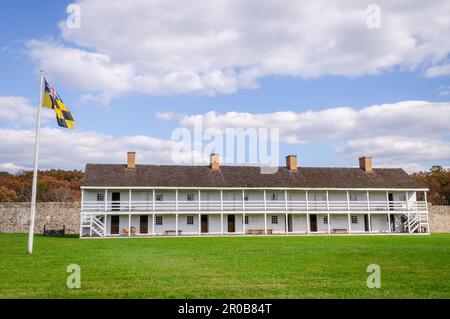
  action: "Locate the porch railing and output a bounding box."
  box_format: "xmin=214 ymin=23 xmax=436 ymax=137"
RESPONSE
xmin=82 ymin=199 xmax=428 ymax=212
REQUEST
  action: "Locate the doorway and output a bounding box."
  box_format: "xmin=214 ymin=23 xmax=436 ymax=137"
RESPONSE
xmin=228 ymin=214 xmax=235 ymax=232
xmin=288 ymin=214 xmax=293 ymax=232
xmin=364 ymin=214 xmax=369 ymax=232
xmin=110 ymin=215 xmax=119 ymax=234
xmin=309 ymin=214 xmax=317 ymax=232
xmin=388 ymin=193 xmax=394 ymax=210
xmin=140 ymin=215 xmax=148 ymax=234
xmin=201 ymin=215 xmax=208 ymax=233
xmin=112 ymin=192 xmax=120 ymax=211
xmin=390 ymin=214 xmax=396 ymax=231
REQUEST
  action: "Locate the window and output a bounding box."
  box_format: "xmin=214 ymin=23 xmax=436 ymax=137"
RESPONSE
xmin=323 ymin=216 xmax=328 ymax=224
xmin=156 ymin=194 xmax=163 ymax=201
xmin=271 ymin=216 xmax=278 ymax=224
xmin=155 ymin=216 xmax=163 ymax=225
xmin=96 ymin=193 xmax=104 ymax=201
xmin=187 ymin=194 xmax=194 ymax=201
xmin=351 ymin=216 xmax=358 ymax=224
xmin=245 ymin=215 xmax=249 ymax=224
xmin=244 ymin=194 xmax=249 ymax=201
xmin=349 ymin=193 xmax=357 ymax=201
xmin=271 ymin=193 xmax=278 ymax=201
xmin=187 ymin=215 xmax=194 ymax=225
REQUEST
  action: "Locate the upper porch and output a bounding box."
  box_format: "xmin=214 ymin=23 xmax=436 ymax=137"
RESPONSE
xmin=81 ymin=188 xmax=428 ymax=213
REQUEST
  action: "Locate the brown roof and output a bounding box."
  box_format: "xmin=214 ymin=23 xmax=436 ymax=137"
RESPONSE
xmin=82 ymin=164 xmax=426 ymax=189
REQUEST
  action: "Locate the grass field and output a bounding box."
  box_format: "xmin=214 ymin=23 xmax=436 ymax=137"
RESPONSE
xmin=0 ymin=233 xmax=449 ymax=298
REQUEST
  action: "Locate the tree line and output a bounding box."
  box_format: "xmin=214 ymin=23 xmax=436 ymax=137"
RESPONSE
xmin=0 ymin=170 xmax=83 ymax=202
xmin=0 ymin=166 xmax=448 ymax=205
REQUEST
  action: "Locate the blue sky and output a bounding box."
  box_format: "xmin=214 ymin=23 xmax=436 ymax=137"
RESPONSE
xmin=1 ymin=0 xmax=450 ymax=171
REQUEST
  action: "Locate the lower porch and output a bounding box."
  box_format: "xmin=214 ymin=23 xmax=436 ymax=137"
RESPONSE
xmin=80 ymin=211 xmax=430 ymax=238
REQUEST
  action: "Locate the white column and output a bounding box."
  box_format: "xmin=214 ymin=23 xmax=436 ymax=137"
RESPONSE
xmin=104 ymin=214 xmax=107 ymax=236
xmin=152 ymin=189 xmax=155 ymax=211
xmin=104 ymin=189 xmax=108 ymax=211
xmin=327 ymin=212 xmax=331 ymax=234
xmin=368 ymin=213 xmax=372 ymax=233
xmin=221 ymin=212 xmax=224 ymax=235
xmin=306 ymin=213 xmax=310 ymax=234
xmin=89 ymin=215 xmax=93 ymax=237
xmin=386 ymin=190 xmax=392 ymax=233
xmin=175 ymin=213 xmax=178 ymax=236
xmin=387 ymin=213 xmax=391 ymax=234
xmin=346 ymin=190 xmax=351 ymax=234
xmin=305 ymin=190 xmax=309 ymax=211
xmin=326 ymin=190 xmax=329 ymax=211
xmin=220 ymin=190 xmax=223 ymax=211
xmin=81 ymin=189 xmax=84 ymax=212
xmin=198 ymin=213 xmax=201 ymax=235
xmin=348 ymin=212 xmax=352 ymax=234
xmin=242 ymin=190 xmax=245 ymax=211
xmin=263 ymin=190 xmax=267 ymax=211
xmin=264 ymin=212 xmax=267 ymax=235
xmin=285 ymin=212 xmax=288 ymax=234
xmin=346 ymin=190 xmax=350 ymax=211
xmin=243 ymin=213 xmax=246 ymax=235
xmin=284 ymin=190 xmax=288 ymax=211
xmin=176 ymin=189 xmax=179 ymax=211
xmin=424 ymin=191 xmax=428 ymax=211
xmin=407 ymin=212 xmax=411 ymax=233
xmin=366 ymin=190 xmax=370 ymax=211
xmin=386 ymin=191 xmax=389 ymax=210
xmin=405 ymin=191 xmax=409 ymax=211
xmin=152 ymin=213 xmax=155 ymax=235
xmin=129 ymin=189 xmax=132 ymax=211
xmin=128 ymin=214 xmax=131 ymax=237
xmin=198 ymin=190 xmax=201 ymax=211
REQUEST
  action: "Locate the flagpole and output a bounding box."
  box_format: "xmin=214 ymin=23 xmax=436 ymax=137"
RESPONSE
xmin=28 ymin=71 xmax=45 ymax=255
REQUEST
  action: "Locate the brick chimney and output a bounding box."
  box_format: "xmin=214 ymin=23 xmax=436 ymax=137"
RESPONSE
xmin=127 ymin=152 xmax=136 ymax=169
xmin=210 ymin=153 xmax=220 ymax=170
xmin=286 ymin=155 xmax=298 ymax=171
xmin=359 ymin=156 xmax=372 ymax=172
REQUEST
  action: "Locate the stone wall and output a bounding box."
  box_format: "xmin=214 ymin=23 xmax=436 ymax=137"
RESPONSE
xmin=0 ymin=202 xmax=449 ymax=234
xmin=429 ymin=205 xmax=450 ymax=233
xmin=0 ymin=202 xmax=80 ymax=234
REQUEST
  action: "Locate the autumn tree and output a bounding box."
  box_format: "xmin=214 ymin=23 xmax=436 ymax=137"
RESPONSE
xmin=411 ymin=166 xmax=450 ymax=205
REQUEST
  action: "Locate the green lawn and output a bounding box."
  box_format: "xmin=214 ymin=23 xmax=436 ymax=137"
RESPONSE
xmin=0 ymin=233 xmax=449 ymax=298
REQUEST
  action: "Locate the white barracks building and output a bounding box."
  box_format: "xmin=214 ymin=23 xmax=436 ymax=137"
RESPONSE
xmin=80 ymin=153 xmax=430 ymax=237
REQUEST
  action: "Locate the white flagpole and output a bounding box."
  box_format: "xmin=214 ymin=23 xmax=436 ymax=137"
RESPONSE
xmin=28 ymin=71 xmax=45 ymax=255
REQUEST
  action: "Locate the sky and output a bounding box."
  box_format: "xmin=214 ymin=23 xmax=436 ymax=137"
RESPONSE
xmin=0 ymin=0 xmax=450 ymax=172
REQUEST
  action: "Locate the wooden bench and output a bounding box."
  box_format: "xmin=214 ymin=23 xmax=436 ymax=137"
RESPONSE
xmin=332 ymin=229 xmax=348 ymax=234
xmin=43 ymin=225 xmax=65 ymax=237
xmin=165 ymin=230 xmax=182 ymax=236
xmin=248 ymin=228 xmax=273 ymax=235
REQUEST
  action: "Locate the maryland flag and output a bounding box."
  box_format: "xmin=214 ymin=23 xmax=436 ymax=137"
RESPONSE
xmin=43 ymin=79 xmax=75 ymax=129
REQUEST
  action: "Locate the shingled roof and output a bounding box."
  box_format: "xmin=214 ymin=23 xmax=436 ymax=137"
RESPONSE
xmin=82 ymin=164 xmax=425 ymax=189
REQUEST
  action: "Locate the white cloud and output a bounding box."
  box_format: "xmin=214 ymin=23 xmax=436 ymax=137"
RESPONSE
xmin=0 ymin=96 xmax=53 ymax=126
xmin=155 ymin=112 xmax=177 ymax=121
xmin=425 ymin=63 xmax=450 ymax=78
xmin=172 ymin=100 xmax=450 ymax=170
xmin=0 ymin=162 xmax=27 ymax=172
xmin=0 ymin=127 xmax=198 ymax=171
xmin=337 ymin=136 xmax=450 ymax=164
xmin=178 ymin=101 xmax=450 ymax=142
xmin=24 ymin=0 xmax=450 ymax=100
